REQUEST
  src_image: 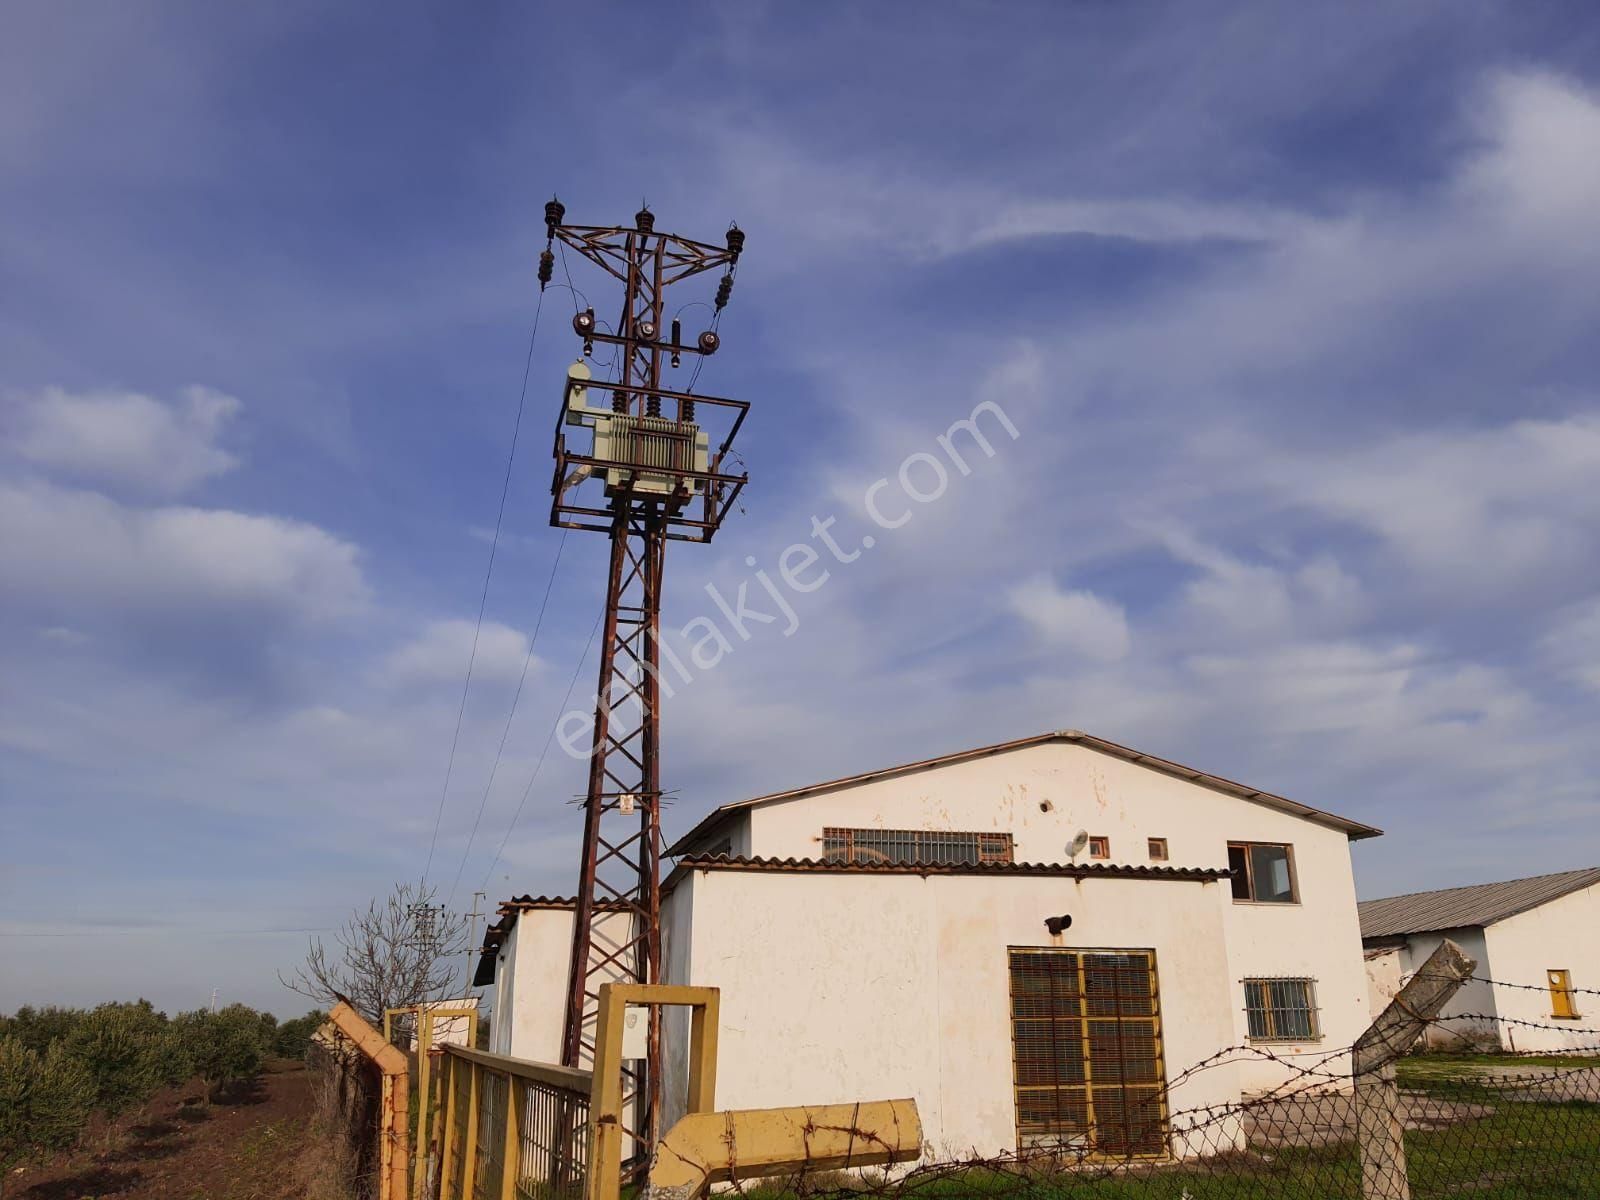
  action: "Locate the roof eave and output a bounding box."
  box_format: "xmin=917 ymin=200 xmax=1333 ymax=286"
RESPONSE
xmin=666 ymin=729 xmax=1381 ymax=854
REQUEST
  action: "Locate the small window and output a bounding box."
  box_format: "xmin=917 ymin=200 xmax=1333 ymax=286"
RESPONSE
xmin=1550 ymin=970 xmax=1580 ymax=1019
xmin=1147 ymin=838 xmax=1168 ymax=862
xmin=1244 ymin=978 xmax=1320 ymax=1041
xmin=1087 ymin=835 xmax=1110 ymax=860
xmin=1228 ymin=842 xmax=1297 ymax=903
xmin=822 ymin=827 xmax=1013 ymax=866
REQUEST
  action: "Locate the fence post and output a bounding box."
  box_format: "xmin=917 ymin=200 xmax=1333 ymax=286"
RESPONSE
xmin=462 ymin=1060 xmax=482 ymax=1198
xmin=439 ymin=1053 xmax=460 ymax=1198
xmin=1352 ymin=938 xmax=1476 ymax=1200
xmin=501 ymin=1074 xmax=525 ymax=1200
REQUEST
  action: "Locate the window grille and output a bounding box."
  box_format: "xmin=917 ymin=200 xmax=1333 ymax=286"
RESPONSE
xmin=821 ymin=827 xmax=1013 ymax=866
xmin=1227 ymin=842 xmax=1298 ymax=903
xmin=1008 ymin=948 xmax=1168 ymax=1157
xmin=1243 ymin=977 xmax=1320 ymax=1041
xmin=1147 ymin=838 xmax=1168 ymax=862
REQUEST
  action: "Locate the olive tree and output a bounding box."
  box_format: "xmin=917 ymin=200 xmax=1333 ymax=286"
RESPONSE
xmin=281 ymin=881 xmax=468 ymax=1025
xmin=173 ymin=1006 xmax=266 ymax=1102
xmin=0 ymin=1037 xmax=95 ymax=1194
xmin=63 ymin=1005 xmax=164 ymax=1135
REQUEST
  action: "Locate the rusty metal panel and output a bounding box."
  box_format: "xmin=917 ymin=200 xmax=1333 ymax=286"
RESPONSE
xmin=1007 ymin=947 xmax=1169 ymax=1159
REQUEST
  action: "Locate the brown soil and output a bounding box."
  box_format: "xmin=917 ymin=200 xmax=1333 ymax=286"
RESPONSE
xmin=8 ymin=1060 xmax=320 ymax=1200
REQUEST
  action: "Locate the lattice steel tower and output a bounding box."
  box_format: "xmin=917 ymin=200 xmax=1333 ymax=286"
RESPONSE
xmin=541 ymin=201 xmax=748 ymax=1156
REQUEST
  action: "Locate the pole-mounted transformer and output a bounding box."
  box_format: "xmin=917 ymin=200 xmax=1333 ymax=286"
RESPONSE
xmin=543 ymin=203 xmax=749 ymax=1167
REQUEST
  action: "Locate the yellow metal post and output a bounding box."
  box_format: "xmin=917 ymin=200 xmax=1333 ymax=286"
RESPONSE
xmin=326 ymin=1001 xmax=411 ymax=1200
xmin=462 ymin=1060 xmax=482 ymax=1199
xmin=686 ymin=990 xmax=719 ymax=1116
xmin=587 ymin=984 xmax=628 ymax=1200
xmin=438 ymin=1047 xmax=458 ymax=1198
xmin=416 ymin=1012 xmax=434 ymax=1200
xmin=643 ymin=1099 xmax=922 ymax=1200
xmin=500 ymin=1072 xmax=525 ymax=1200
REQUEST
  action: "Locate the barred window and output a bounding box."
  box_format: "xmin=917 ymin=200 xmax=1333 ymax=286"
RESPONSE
xmin=1243 ymin=978 xmax=1320 ymax=1041
xmin=821 ymin=827 xmax=1013 ymax=866
xmin=1008 ymin=947 xmax=1169 ymax=1156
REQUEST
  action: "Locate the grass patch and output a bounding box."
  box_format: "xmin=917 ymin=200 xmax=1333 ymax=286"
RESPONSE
xmin=737 ymin=1102 xmax=1600 ymax=1200
xmin=1397 ymin=1053 xmax=1600 ymax=1084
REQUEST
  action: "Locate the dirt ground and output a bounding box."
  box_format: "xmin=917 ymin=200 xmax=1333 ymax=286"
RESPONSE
xmin=7 ymin=1060 xmax=324 ymax=1200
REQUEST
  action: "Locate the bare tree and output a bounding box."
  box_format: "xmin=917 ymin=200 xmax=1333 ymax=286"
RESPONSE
xmin=282 ymin=881 xmax=470 ymax=1024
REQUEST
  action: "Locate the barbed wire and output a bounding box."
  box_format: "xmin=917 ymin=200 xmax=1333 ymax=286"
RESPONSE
xmin=705 ymin=1006 xmax=1600 ymax=1200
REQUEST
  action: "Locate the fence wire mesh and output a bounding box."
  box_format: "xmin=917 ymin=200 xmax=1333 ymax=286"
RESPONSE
xmin=713 ymin=1008 xmax=1600 ymax=1200
xmin=425 ymin=974 xmax=1600 ymax=1200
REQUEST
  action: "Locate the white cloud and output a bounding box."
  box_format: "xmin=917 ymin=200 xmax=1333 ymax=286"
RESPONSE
xmin=0 ymin=479 xmax=366 ymax=624
xmin=1006 ymin=574 xmax=1130 ymax=662
xmin=1541 ymin=599 xmax=1600 ymax=694
xmin=1269 ymin=416 xmax=1600 ymax=590
xmin=381 ymin=619 xmax=535 ymax=688
xmin=1460 ymin=71 xmax=1600 ymax=242
xmin=4 ymin=385 xmax=241 ymax=495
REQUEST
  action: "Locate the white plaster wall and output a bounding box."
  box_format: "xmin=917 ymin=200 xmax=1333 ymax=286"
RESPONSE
xmin=492 ymin=924 xmax=517 ymax=1054
xmin=661 ymin=866 xmax=1243 ymax=1161
xmin=1483 ymin=884 xmax=1600 ymax=1053
xmin=1395 ymin=928 xmax=1498 ymax=1049
xmin=660 ymin=874 xmax=697 ymax=1130
xmin=737 ymin=742 xmax=1370 ymax=1091
xmin=495 ymin=908 xmax=639 ymax=1064
xmin=1363 ymin=948 xmax=1403 ymax=1022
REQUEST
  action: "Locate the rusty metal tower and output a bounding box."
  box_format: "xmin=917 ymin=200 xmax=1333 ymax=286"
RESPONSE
xmin=541 ymin=201 xmax=748 ymax=1155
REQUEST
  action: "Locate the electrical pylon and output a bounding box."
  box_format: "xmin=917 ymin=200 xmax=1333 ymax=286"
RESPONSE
xmin=541 ymin=201 xmax=748 ymax=1160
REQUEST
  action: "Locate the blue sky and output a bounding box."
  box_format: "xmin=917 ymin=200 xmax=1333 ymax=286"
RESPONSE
xmin=4 ymin=1 xmax=1600 ymax=1017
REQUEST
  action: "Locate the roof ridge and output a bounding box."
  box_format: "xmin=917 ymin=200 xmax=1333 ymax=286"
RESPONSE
xmin=1360 ymin=866 xmax=1600 ymax=907
xmin=665 ymin=729 xmax=1381 ymax=855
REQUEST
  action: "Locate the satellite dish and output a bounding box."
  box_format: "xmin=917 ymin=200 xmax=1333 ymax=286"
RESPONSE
xmin=1066 ymin=829 xmax=1089 ymax=861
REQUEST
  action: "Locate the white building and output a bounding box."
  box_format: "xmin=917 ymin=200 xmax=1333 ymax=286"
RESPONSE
xmin=1360 ymin=867 xmax=1600 ymax=1053
xmin=477 ymin=730 xmax=1380 ymax=1160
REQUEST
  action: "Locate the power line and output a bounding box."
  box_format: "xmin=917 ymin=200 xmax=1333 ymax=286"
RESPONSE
xmin=0 ymin=927 xmax=333 ymax=938
xmin=478 ymin=607 xmax=604 ymax=894
xmin=422 ymin=287 xmax=548 ymax=884
xmin=444 ymin=529 xmax=570 ymax=910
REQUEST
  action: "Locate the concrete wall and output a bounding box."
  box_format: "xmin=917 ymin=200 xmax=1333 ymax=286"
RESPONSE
xmin=492 ymin=907 xmax=638 ymax=1064
xmin=1363 ymin=948 xmax=1403 ymax=1024
xmin=737 ymin=741 xmax=1370 ymax=1091
xmin=1388 ymin=928 xmax=1498 ymax=1049
xmin=1484 ymin=883 xmax=1600 ymax=1053
xmin=659 ymin=866 xmax=1244 ymax=1161
xmin=491 ymin=924 xmax=517 ymax=1054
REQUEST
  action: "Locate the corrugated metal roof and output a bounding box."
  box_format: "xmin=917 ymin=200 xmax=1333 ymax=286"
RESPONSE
xmin=1358 ymin=867 xmax=1600 ymax=940
xmin=664 ymin=729 xmax=1381 ymax=856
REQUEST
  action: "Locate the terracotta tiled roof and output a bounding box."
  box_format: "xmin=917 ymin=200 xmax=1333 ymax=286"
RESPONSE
xmin=664 ymin=852 xmax=1232 ymax=887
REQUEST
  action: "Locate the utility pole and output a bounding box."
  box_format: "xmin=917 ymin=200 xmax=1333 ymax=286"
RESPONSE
xmin=463 ymin=891 xmax=486 ymax=991
xmin=542 ymin=200 xmax=749 ymax=1163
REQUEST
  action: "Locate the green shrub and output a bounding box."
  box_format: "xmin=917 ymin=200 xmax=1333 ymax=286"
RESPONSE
xmin=273 ymin=1010 xmax=324 ymax=1059
xmin=174 ymin=1007 xmax=266 ymax=1100
xmin=63 ymin=1005 xmax=165 ymax=1129
xmin=0 ymin=1006 xmax=86 ymax=1055
xmin=0 ymin=1036 xmax=95 ymax=1192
